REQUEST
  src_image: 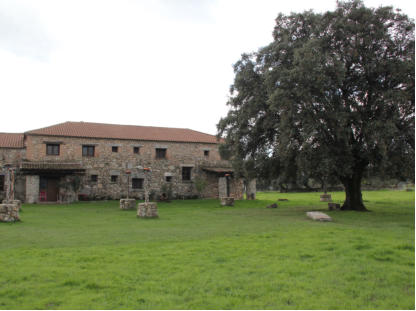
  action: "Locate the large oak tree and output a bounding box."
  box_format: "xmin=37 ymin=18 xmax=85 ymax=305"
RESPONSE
xmin=218 ymin=1 xmax=414 ymax=210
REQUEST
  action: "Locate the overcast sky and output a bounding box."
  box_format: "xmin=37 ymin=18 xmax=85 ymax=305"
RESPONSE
xmin=0 ymin=0 xmax=414 ymax=135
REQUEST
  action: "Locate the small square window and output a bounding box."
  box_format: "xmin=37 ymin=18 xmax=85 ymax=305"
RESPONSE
xmin=165 ymin=176 xmax=172 ymax=182
xmin=204 ymin=150 xmax=209 ymax=157
xmin=91 ymin=175 xmax=98 ymax=182
xmin=112 ymin=146 xmax=118 ymax=153
xmin=133 ymin=146 xmax=140 ymax=154
xmin=132 ymin=178 xmax=143 ymax=189
xmin=156 ymin=148 xmax=167 ymax=159
xmin=111 ymin=175 xmax=118 ymax=183
xmin=46 ymin=144 xmax=60 ymax=155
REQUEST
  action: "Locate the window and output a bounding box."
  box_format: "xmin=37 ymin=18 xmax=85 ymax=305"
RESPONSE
xmin=133 ymin=146 xmax=140 ymax=154
xmin=91 ymin=175 xmax=98 ymax=182
xmin=165 ymin=176 xmax=172 ymax=182
xmin=204 ymin=150 xmax=209 ymax=157
xmin=111 ymin=175 xmax=118 ymax=183
xmin=82 ymin=145 xmax=95 ymax=157
xmin=155 ymin=148 xmax=167 ymax=159
xmin=0 ymin=175 xmax=4 ymax=191
xmin=132 ymin=178 xmax=143 ymax=189
xmin=46 ymin=144 xmax=60 ymax=155
xmin=182 ymin=167 xmax=192 ymax=181
xmin=112 ymin=146 xmax=118 ymax=153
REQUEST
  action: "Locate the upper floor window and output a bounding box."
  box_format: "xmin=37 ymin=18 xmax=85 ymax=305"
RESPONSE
xmin=204 ymin=150 xmax=209 ymax=157
xmin=132 ymin=178 xmax=143 ymax=189
xmin=165 ymin=176 xmax=172 ymax=182
xmin=111 ymin=175 xmax=118 ymax=183
xmin=46 ymin=144 xmax=60 ymax=156
xmin=112 ymin=146 xmax=118 ymax=153
xmin=182 ymin=167 xmax=192 ymax=181
xmin=155 ymin=148 xmax=167 ymax=159
xmin=82 ymin=145 xmax=95 ymax=157
xmin=91 ymin=175 xmax=98 ymax=182
xmin=133 ymin=146 xmax=140 ymax=154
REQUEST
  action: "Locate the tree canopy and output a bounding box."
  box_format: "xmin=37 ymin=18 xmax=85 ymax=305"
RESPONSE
xmin=217 ymin=0 xmax=414 ymax=210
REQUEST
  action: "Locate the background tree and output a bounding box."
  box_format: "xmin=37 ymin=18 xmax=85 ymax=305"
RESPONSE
xmin=218 ymin=0 xmax=414 ymax=211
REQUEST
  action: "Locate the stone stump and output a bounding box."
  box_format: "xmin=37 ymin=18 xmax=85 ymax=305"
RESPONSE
xmin=0 ymin=203 xmax=20 ymax=222
xmin=3 ymin=200 xmax=21 ymax=211
xmin=320 ymin=194 xmax=332 ymax=202
xmin=137 ymin=202 xmax=158 ymax=218
xmin=328 ymin=202 xmax=341 ymax=210
xmin=220 ymin=197 xmax=234 ymax=206
xmin=120 ymin=198 xmax=136 ymax=210
xmin=306 ymin=211 xmax=332 ymax=222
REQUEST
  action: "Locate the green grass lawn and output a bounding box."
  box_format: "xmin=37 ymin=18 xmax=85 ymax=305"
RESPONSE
xmin=0 ymin=190 xmax=414 ymax=309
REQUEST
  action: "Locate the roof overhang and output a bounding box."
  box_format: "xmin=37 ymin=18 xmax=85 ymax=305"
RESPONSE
xmin=201 ymin=166 xmax=234 ymax=174
xmin=20 ymin=161 xmax=85 ymax=174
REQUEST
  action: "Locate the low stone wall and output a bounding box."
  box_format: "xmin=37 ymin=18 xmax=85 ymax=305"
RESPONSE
xmin=120 ymin=198 xmax=136 ymax=210
xmin=137 ymin=202 xmax=158 ymax=218
xmin=2 ymin=200 xmax=21 ymax=211
xmin=0 ymin=203 xmax=20 ymax=222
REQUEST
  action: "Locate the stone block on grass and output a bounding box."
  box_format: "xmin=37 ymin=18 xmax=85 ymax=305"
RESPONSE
xmin=220 ymin=197 xmax=234 ymax=206
xmin=328 ymin=203 xmax=341 ymax=210
xmin=137 ymin=202 xmax=158 ymax=218
xmin=3 ymin=200 xmax=21 ymax=211
xmin=120 ymin=198 xmax=136 ymax=210
xmin=306 ymin=211 xmax=332 ymax=222
xmin=0 ymin=203 xmax=20 ymax=222
xmin=320 ymin=194 xmax=332 ymax=202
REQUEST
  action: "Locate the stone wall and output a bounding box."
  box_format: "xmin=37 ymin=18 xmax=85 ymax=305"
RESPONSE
xmin=25 ymin=135 xmax=236 ymax=200
xmin=0 ymin=147 xmax=25 ymax=166
xmin=0 ymin=147 xmax=26 ymax=201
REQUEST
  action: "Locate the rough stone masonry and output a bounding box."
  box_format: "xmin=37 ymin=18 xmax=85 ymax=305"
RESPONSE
xmin=0 ymin=202 xmax=20 ymax=222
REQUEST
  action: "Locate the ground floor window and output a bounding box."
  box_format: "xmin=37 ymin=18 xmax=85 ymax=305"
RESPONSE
xmin=0 ymin=175 xmax=4 ymax=191
xmin=165 ymin=176 xmax=172 ymax=182
xmin=182 ymin=167 xmax=192 ymax=181
xmin=132 ymin=178 xmax=143 ymax=189
xmin=111 ymin=175 xmax=118 ymax=183
xmin=91 ymin=175 xmax=98 ymax=182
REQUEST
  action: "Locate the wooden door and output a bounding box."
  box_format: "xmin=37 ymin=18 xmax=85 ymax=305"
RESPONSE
xmin=46 ymin=177 xmax=59 ymax=202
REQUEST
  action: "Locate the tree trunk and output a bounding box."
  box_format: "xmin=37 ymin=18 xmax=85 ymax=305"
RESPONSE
xmin=340 ymin=171 xmax=367 ymax=211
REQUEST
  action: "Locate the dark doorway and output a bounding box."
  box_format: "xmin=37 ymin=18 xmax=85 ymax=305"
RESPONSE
xmin=40 ymin=176 xmax=59 ymax=202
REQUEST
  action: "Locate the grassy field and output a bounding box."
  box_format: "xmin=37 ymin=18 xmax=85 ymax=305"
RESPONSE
xmin=0 ymin=190 xmax=414 ymax=309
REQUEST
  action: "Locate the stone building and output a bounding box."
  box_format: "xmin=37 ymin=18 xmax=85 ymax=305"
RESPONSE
xmin=0 ymin=122 xmax=247 ymax=203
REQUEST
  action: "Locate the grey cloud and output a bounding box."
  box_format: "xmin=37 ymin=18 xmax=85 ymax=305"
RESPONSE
xmin=0 ymin=2 xmax=54 ymax=61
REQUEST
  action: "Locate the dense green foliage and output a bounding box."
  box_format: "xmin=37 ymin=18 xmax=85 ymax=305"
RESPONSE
xmin=218 ymin=1 xmax=415 ymax=210
xmin=0 ymin=191 xmax=414 ymax=309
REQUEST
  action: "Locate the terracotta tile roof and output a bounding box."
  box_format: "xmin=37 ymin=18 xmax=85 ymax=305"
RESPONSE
xmin=0 ymin=133 xmax=24 ymax=148
xmin=26 ymin=121 xmax=219 ymax=144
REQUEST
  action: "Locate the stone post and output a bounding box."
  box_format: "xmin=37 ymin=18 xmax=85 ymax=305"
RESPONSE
xmin=26 ymin=175 xmax=40 ymax=204
xmin=246 ymin=179 xmax=256 ymax=200
xmin=137 ymin=167 xmax=158 ymax=218
xmin=119 ymin=170 xmax=135 ymax=210
xmin=219 ymin=173 xmax=234 ymax=206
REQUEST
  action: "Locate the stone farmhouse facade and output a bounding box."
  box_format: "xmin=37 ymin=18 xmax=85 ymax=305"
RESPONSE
xmin=0 ymin=122 xmax=245 ymax=203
